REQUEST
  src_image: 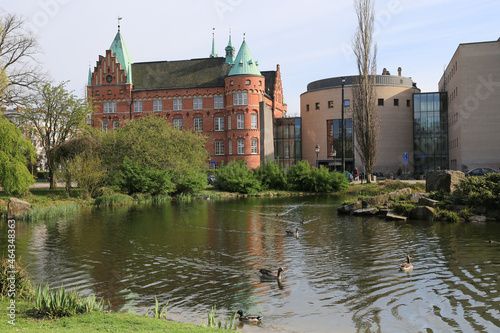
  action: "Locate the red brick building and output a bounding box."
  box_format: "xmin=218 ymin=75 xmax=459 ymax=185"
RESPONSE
xmin=87 ymin=28 xmax=287 ymax=169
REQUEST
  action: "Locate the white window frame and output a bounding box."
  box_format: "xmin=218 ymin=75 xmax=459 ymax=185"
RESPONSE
xmin=214 ymin=95 xmax=224 ymax=109
xmin=214 ymin=116 xmax=224 ymax=131
xmin=153 ymin=99 xmax=162 ymax=112
xmin=233 ymin=92 xmax=248 ymax=106
xmin=251 ymin=114 xmax=257 ymax=129
xmin=103 ymin=101 xmax=117 ymax=114
xmin=173 ymin=98 xmax=183 ymax=111
xmin=237 ymin=114 xmax=244 ymax=129
xmin=173 ymin=118 xmax=183 ymax=130
xmin=193 ymin=97 xmax=203 ymax=110
xmin=237 ymin=139 xmax=245 ymax=154
xmin=228 ymin=139 xmax=232 ymax=155
xmin=228 ymin=115 xmax=231 ymax=130
xmin=251 ymin=138 xmax=258 ymax=154
xmin=102 ymin=119 xmax=108 ymax=133
xmin=215 ymin=141 xmax=225 ymax=155
xmin=134 ymin=100 xmax=142 ymax=112
xmin=194 ymin=117 xmax=203 ymax=132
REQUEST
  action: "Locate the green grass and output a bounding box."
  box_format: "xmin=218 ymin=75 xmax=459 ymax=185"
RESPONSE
xmin=21 ymin=202 xmax=81 ymax=221
xmin=93 ymin=193 xmax=134 ymax=208
xmin=0 ymin=298 xmax=233 ymax=332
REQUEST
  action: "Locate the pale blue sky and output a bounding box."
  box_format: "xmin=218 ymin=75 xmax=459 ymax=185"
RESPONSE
xmin=3 ymin=0 xmax=500 ymax=115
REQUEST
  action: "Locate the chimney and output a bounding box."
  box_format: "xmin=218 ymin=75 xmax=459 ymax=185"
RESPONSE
xmin=398 ymin=67 xmax=402 ymax=76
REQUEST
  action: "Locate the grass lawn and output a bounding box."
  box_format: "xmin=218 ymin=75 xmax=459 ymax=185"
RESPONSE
xmin=1 ymin=298 xmax=234 ymax=332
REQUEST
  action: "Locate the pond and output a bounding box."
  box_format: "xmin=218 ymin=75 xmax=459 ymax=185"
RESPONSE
xmin=3 ymin=195 xmax=500 ymax=332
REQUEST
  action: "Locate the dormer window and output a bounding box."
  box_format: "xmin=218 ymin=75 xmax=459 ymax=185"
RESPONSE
xmin=246 ymin=80 xmax=250 ymax=85
xmin=248 ymin=60 xmax=253 ymax=65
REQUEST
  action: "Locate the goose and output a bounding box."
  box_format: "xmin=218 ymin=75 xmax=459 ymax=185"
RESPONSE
xmin=286 ymin=228 xmax=300 ymax=237
xmin=237 ymin=310 xmax=262 ymax=322
xmin=399 ymin=255 xmax=413 ymax=271
xmin=259 ymin=267 xmax=285 ymax=280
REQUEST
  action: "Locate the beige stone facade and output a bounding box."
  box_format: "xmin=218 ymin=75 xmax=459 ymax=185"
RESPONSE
xmin=439 ymin=40 xmax=500 ymax=172
xmin=301 ymin=74 xmax=420 ymax=174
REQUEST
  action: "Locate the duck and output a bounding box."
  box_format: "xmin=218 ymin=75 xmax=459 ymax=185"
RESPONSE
xmin=236 ymin=310 xmax=262 ymax=322
xmin=399 ymin=255 xmax=413 ymax=271
xmin=285 ymin=228 xmax=300 ymax=237
xmin=259 ymin=267 xmax=285 ymax=280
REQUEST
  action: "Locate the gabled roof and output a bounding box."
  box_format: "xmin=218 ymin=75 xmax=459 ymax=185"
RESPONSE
xmin=109 ymin=31 xmax=134 ymax=83
xmin=228 ymin=40 xmax=261 ymax=76
xmin=132 ymin=57 xmax=231 ymax=90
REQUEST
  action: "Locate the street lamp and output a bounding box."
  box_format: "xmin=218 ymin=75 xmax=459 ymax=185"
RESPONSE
xmin=341 ymin=77 xmax=346 ymax=174
xmin=315 ymin=144 xmax=320 ymax=168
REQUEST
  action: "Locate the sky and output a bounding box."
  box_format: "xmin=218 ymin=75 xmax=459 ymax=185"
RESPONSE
xmin=3 ymin=0 xmax=500 ymax=116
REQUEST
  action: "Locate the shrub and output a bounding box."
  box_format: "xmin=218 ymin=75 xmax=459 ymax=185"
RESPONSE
xmin=254 ymin=160 xmax=288 ymax=191
xmin=287 ymin=161 xmax=314 ymax=191
xmin=287 ymin=161 xmax=348 ymax=193
xmin=214 ymin=160 xmax=261 ymax=194
xmin=172 ymin=169 xmax=207 ymax=195
xmin=452 ymin=173 xmax=500 ymax=210
xmin=436 ymin=209 xmax=459 ymax=222
xmin=393 ymin=202 xmax=417 ymax=216
xmin=33 ymin=282 xmax=105 ymax=318
xmin=0 ymin=257 xmax=33 ymax=299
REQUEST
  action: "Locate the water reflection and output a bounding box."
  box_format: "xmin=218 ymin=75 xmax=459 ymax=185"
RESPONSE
xmin=1 ymin=196 xmax=500 ymax=332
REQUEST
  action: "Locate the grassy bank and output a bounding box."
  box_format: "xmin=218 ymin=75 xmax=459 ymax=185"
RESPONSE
xmin=0 ymin=298 xmax=233 ymax=332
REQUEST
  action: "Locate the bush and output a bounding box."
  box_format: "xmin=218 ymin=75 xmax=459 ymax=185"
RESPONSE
xmin=1 ymin=257 xmax=33 ymax=299
xmin=393 ymin=202 xmax=417 ymax=216
xmin=254 ymin=160 xmax=288 ymax=191
xmin=287 ymin=161 xmax=314 ymax=191
xmin=287 ymin=161 xmax=348 ymax=193
xmin=172 ymin=169 xmax=207 ymax=195
xmin=436 ymin=209 xmax=459 ymax=222
xmin=452 ymin=173 xmax=500 ymax=210
xmin=214 ymin=160 xmax=261 ymax=194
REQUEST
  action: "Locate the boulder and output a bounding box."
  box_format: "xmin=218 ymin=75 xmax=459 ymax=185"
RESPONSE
xmin=365 ymin=194 xmax=389 ymax=207
xmin=425 ymin=170 xmax=465 ymax=193
xmin=418 ymin=197 xmax=439 ymax=208
xmin=407 ymin=192 xmax=426 ymax=203
xmin=410 ymin=206 xmax=436 ymax=221
xmin=351 ymin=208 xmax=378 ymax=216
xmin=7 ymin=198 xmax=31 ymax=219
xmin=387 ymin=188 xmax=412 ymax=200
xmin=337 ymin=201 xmax=362 ymax=214
xmin=468 ymin=215 xmax=487 ymax=223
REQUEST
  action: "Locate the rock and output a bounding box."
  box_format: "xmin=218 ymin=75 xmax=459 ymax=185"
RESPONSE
xmin=407 ymin=192 xmax=425 ymax=203
xmin=387 ymin=188 xmax=412 ymax=200
xmin=425 ymin=170 xmax=465 ymax=193
xmin=351 ymin=208 xmax=378 ymax=216
xmin=385 ymin=213 xmax=407 ymax=221
xmin=365 ymin=194 xmax=389 ymax=206
xmin=337 ymin=201 xmax=363 ymax=214
xmin=361 ymin=200 xmax=371 ymax=208
xmin=377 ymin=208 xmax=392 ymax=217
xmin=418 ymin=197 xmax=439 ymax=208
xmin=410 ymin=206 xmax=436 ymax=221
xmin=468 ymin=215 xmax=487 ymax=223
xmin=7 ymin=198 xmax=31 ymax=219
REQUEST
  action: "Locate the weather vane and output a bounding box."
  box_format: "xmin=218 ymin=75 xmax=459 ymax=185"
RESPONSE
xmin=118 ymin=16 xmax=122 ymax=32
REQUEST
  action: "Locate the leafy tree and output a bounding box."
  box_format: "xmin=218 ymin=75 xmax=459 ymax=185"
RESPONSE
xmin=214 ymin=160 xmax=261 ymax=194
xmin=18 ymin=81 xmax=93 ymax=189
xmin=66 ymin=153 xmax=105 ymax=199
xmin=0 ymin=116 xmax=35 ymax=195
xmin=254 ymin=159 xmax=288 ymax=191
xmin=352 ymin=0 xmax=379 ymax=183
xmin=102 ymin=115 xmax=208 ymax=194
xmin=116 ymin=157 xmax=174 ymax=195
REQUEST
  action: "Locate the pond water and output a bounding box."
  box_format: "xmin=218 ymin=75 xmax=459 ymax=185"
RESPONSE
xmin=3 ymin=195 xmax=500 ymax=332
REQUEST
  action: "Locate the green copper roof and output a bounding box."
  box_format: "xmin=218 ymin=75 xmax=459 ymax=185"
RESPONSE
xmin=88 ymin=66 xmax=92 ymax=85
xmin=210 ymin=31 xmax=218 ymax=58
xmin=109 ymin=31 xmax=133 ymax=83
xmin=228 ymin=40 xmax=261 ymax=76
xmin=225 ymin=35 xmax=235 ymax=64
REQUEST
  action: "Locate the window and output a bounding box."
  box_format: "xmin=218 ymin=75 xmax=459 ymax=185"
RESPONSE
xmin=251 ymin=114 xmax=257 ymax=129
xmin=214 ymin=95 xmax=224 ymax=109
xmin=215 ymin=141 xmax=225 ymax=155
xmin=193 ymin=97 xmax=203 ymax=110
xmin=394 ymin=98 xmax=399 ymax=106
xmin=237 ymin=114 xmax=244 ymax=129
xmin=102 ymin=119 xmax=108 ymax=133
xmin=237 ymin=139 xmax=245 ymax=154
xmin=258 ymin=81 xmax=262 ymax=86
xmin=251 ymin=138 xmax=258 ymax=154
xmin=230 ymin=81 xmax=234 ymax=86
xmin=285 ymin=145 xmax=290 ymax=158
xmin=328 ymin=101 xmax=334 ymax=108
xmin=233 ymin=92 xmax=248 ymax=106
xmin=103 ymin=101 xmax=116 ymax=113
xmin=173 ymin=118 xmax=183 ymax=130
xmin=134 ymin=100 xmax=142 ymax=112
xmin=246 ymin=80 xmax=250 ymax=85
xmin=285 ymin=126 xmax=290 ymax=138
xmin=194 ymin=118 xmax=203 ymax=132
xmin=228 ymin=139 xmax=232 ymax=155
xmin=306 ymin=104 xmax=310 ymax=111
xmin=214 ymin=117 xmax=224 ymax=131
xmin=113 ymin=120 xmax=119 ymax=130
xmin=407 ymin=99 xmax=411 ymax=107
xmin=154 ymin=99 xmax=162 ymax=111
xmin=378 ymin=98 xmax=384 ymax=106
xmin=344 ymin=99 xmax=350 ymax=107
xmin=173 ymin=98 xmax=182 ymax=110
xmin=227 ymin=115 xmax=231 ymax=130
xmin=315 ymin=102 xmax=320 ymax=110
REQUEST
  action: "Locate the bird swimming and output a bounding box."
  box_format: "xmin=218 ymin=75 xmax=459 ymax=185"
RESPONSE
xmin=259 ymin=267 xmax=285 ymax=280
xmin=237 ymin=310 xmax=262 ymax=322
xmin=399 ymin=255 xmax=413 ymax=271
xmin=286 ymin=228 xmax=300 ymax=237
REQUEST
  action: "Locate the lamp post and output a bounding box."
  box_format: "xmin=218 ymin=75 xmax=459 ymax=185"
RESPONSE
xmin=331 ymin=148 xmax=337 ymax=171
xmin=315 ymin=144 xmax=320 ymax=168
xmin=341 ymin=77 xmax=346 ymax=174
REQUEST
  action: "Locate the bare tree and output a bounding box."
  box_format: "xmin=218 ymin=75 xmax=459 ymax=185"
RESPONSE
xmin=0 ymin=11 xmax=46 ymax=106
xmin=352 ymin=0 xmax=379 ymax=183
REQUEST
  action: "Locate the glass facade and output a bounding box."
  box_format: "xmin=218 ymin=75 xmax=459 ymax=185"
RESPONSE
xmin=413 ymin=92 xmax=448 ymax=174
xmin=273 ymin=117 xmax=302 ymax=168
xmin=326 ymin=118 xmax=354 ymax=171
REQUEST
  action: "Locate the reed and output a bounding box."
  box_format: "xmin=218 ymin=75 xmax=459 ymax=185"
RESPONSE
xmin=204 ymin=306 xmax=238 ymax=330
xmin=21 ymin=202 xmax=81 ymax=222
xmin=93 ymin=194 xmax=133 ymax=208
xmin=145 ymin=296 xmax=168 ymax=319
xmin=33 ymin=282 xmax=105 ymax=318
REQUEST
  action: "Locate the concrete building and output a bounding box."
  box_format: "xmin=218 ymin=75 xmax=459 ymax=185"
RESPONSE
xmin=88 ymin=27 xmax=287 ymax=169
xmin=438 ymin=39 xmax=500 ymax=172
xmin=301 ymin=72 xmax=420 ymax=174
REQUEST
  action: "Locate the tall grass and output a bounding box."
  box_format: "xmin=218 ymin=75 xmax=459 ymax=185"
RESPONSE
xmin=33 ymin=282 xmax=105 ymax=318
xmin=93 ymin=194 xmax=133 ymax=208
xmin=0 ymin=257 xmax=34 ymax=299
xmin=203 ymin=306 xmax=238 ymax=330
xmin=21 ymin=202 xmax=81 ymax=222
xmin=144 ymin=296 xmax=168 ymax=319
